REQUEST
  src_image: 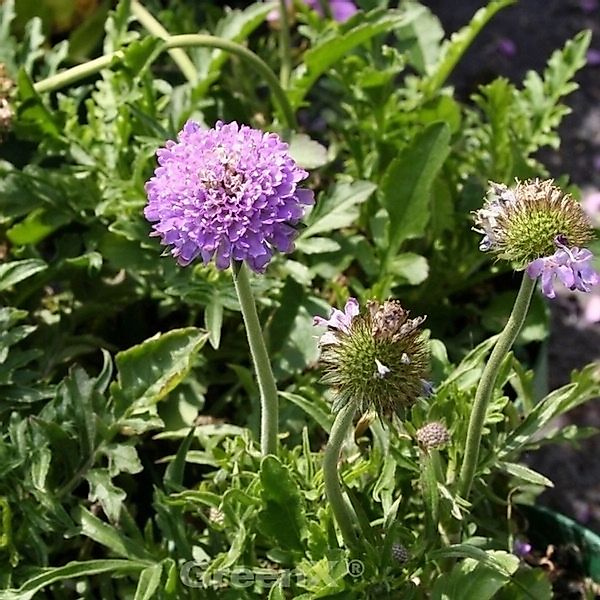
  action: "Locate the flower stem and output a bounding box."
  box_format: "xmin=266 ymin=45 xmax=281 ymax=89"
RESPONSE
xmin=457 ymin=272 xmax=535 ymax=499
xmin=278 ymin=0 xmax=292 ymax=88
xmin=232 ymin=261 xmax=279 ymax=456
xmin=323 ymin=402 xmax=359 ymax=549
xmin=420 ymin=449 xmax=441 ymax=545
xmin=131 ymin=0 xmax=198 ymax=84
xmin=33 ymin=34 xmax=297 ymax=131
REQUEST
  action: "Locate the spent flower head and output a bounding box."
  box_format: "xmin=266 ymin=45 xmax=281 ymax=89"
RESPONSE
xmin=474 ymin=179 xmax=599 ymax=298
xmin=313 ymin=298 xmax=429 ymax=416
xmin=144 ymin=120 xmax=314 ymax=273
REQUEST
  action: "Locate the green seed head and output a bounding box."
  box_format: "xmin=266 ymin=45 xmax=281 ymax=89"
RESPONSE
xmin=318 ymin=300 xmax=429 ymax=417
xmin=474 ymin=179 xmax=593 ymax=268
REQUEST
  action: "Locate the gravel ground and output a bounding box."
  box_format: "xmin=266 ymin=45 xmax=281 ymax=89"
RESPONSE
xmin=422 ymin=0 xmax=600 ymax=530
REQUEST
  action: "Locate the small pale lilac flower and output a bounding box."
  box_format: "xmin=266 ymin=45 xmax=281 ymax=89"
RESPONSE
xmin=497 ymin=37 xmax=517 ymax=58
xmin=144 ymin=120 xmax=313 ymax=273
xmin=584 ymin=291 xmax=600 ymax=323
xmin=587 ymin=49 xmax=600 ymax=66
xmin=313 ymin=297 xmax=359 ymax=344
xmin=513 ymin=539 xmax=532 ymax=557
xmin=526 ymin=238 xmax=600 ymax=299
xmin=580 ymin=0 xmax=598 ymax=12
xmin=268 ymin=0 xmax=357 ymax=23
xmin=583 ymin=190 xmax=600 ymax=225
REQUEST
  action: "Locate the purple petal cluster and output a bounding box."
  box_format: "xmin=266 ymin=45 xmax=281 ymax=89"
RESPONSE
xmin=268 ymin=0 xmax=357 ymax=23
xmin=527 ymin=239 xmax=600 ymax=299
xmin=144 ymin=120 xmax=314 ymax=273
xmin=313 ymin=297 xmax=359 ymax=345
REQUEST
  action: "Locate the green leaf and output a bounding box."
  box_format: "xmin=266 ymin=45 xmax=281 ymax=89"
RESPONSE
xmin=0 ymin=559 xmax=150 ymax=600
xmin=498 ymin=461 xmax=554 ymax=488
xmin=288 ymin=133 xmax=329 ymax=169
xmin=421 ymin=0 xmax=514 ymax=98
xmin=102 ymin=443 xmax=143 ymax=477
xmin=6 ymin=206 xmax=71 ymax=245
xmin=164 ymin=426 xmax=196 ymax=491
xmin=301 ymin=180 xmax=376 ymax=238
xmin=395 ymin=1 xmax=444 ymax=74
xmin=389 ymin=253 xmax=429 ymax=285
xmin=205 ymin=297 xmax=223 ymax=350
xmin=133 ymin=563 xmax=163 ymax=600
xmin=85 ymin=469 xmax=126 ymax=523
xmin=381 ymin=122 xmax=450 ymax=259
xmin=110 ymin=328 xmax=208 ymax=414
xmin=0 ymin=259 xmax=46 ymax=291
xmin=431 ymin=548 xmax=519 ymax=600
xmin=258 ymin=456 xmax=306 ymax=552
xmin=288 ymin=6 xmax=425 ymax=108
xmin=279 ymin=391 xmax=333 ymax=433
xmin=500 ymin=364 xmax=600 ymax=460
xmin=76 ymin=506 xmax=151 ymax=560
xmin=194 ymin=2 xmax=275 ymax=96
xmin=496 ymin=568 xmax=552 ymax=600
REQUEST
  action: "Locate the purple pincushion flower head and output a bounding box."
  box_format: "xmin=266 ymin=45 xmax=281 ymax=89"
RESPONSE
xmin=144 ymin=120 xmax=314 ymax=273
xmin=474 ymin=179 xmax=599 ymax=299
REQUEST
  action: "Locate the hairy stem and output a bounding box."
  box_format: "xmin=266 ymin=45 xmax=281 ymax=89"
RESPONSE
xmin=34 ymin=34 xmax=297 ymax=131
xmin=458 ymin=272 xmax=535 ymax=499
xmin=277 ymin=0 xmax=292 ymax=87
xmin=131 ymin=0 xmax=198 ymax=84
xmin=232 ymin=262 xmax=279 ymax=456
xmin=323 ymin=402 xmax=359 ymax=548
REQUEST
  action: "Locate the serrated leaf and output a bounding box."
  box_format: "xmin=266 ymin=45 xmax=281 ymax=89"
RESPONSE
xmin=85 ymin=469 xmax=126 ymax=523
xmin=258 ymin=456 xmax=306 ymax=552
xmin=288 ymin=6 xmax=425 ymax=108
xmin=110 ymin=328 xmax=208 ymax=414
xmin=422 ymin=0 xmax=514 ymax=98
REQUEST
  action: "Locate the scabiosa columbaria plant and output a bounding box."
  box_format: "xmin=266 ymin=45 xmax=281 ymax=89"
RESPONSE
xmin=145 ymin=120 xmax=314 ymax=457
xmin=144 ymin=120 xmax=313 ymax=273
xmin=460 ymin=179 xmax=598 ymax=502
xmin=314 ymin=298 xmax=429 ymax=417
xmin=473 ymin=179 xmax=599 ymax=298
xmin=314 ymin=298 xmax=429 ymax=548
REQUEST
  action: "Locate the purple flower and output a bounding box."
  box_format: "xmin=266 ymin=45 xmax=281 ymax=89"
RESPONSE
xmin=513 ymin=539 xmax=532 ymax=557
xmin=268 ymin=0 xmax=357 ymax=23
xmin=526 ymin=239 xmax=600 ymax=299
xmin=144 ymin=120 xmax=314 ymax=273
xmin=497 ymin=37 xmax=517 ymax=58
xmin=313 ymin=297 xmax=359 ymax=344
xmin=583 ymin=190 xmax=600 ymax=225
xmin=587 ymin=49 xmax=600 ymax=66
xmin=311 ymin=0 xmax=358 ymax=22
xmin=580 ymin=0 xmax=598 ymax=13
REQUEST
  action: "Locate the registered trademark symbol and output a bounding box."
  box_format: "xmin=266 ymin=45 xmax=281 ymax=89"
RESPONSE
xmin=347 ymin=559 xmax=364 ymax=577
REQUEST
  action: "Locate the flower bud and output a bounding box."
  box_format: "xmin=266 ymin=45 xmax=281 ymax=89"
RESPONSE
xmin=415 ymin=421 xmax=450 ymax=450
xmin=313 ymin=298 xmax=429 ymax=416
xmin=391 ymin=543 xmax=409 ymax=563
